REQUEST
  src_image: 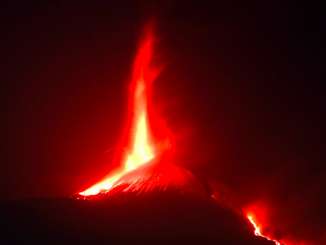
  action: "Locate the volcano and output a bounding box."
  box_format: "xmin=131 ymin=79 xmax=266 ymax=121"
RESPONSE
xmin=0 ymin=25 xmax=284 ymax=245
xmin=68 ymin=25 xmax=283 ymax=245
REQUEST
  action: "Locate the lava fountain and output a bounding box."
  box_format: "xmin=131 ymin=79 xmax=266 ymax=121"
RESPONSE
xmin=79 ymin=27 xmax=166 ymax=197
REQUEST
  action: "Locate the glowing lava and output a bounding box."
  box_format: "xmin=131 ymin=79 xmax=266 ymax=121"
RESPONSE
xmin=247 ymin=214 xmax=282 ymax=245
xmin=79 ymin=28 xmax=162 ymax=197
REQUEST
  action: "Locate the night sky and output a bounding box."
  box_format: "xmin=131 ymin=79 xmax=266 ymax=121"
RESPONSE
xmin=3 ymin=1 xmax=325 ymax=244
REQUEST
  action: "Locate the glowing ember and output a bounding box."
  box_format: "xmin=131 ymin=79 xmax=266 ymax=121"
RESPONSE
xmin=79 ymin=28 xmax=161 ymax=196
xmin=247 ymin=214 xmax=282 ymax=245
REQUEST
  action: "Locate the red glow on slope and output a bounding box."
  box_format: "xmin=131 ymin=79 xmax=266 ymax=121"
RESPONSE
xmin=79 ymin=27 xmax=168 ymax=196
xmin=247 ymin=213 xmax=282 ymax=245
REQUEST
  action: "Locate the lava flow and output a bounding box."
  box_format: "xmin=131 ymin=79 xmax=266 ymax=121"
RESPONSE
xmin=247 ymin=213 xmax=282 ymax=245
xmin=79 ymin=28 xmax=166 ymax=197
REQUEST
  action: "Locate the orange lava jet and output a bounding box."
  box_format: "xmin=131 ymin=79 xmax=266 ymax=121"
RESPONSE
xmin=247 ymin=213 xmax=282 ymax=245
xmin=79 ymin=27 xmax=165 ymax=197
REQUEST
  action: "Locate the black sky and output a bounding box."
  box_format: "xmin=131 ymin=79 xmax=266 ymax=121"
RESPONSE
xmin=2 ymin=1 xmax=325 ymax=244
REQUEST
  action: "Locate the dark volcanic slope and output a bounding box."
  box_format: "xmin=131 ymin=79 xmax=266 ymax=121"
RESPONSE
xmin=1 ymin=192 xmax=274 ymax=245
